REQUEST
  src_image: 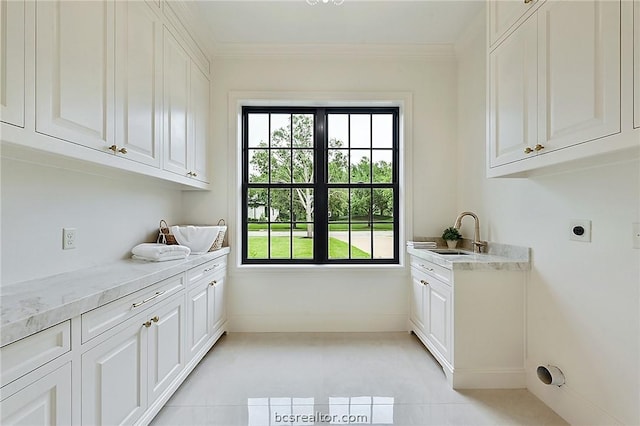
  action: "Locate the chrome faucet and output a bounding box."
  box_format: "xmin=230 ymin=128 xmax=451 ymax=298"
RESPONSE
xmin=454 ymin=211 xmax=488 ymax=253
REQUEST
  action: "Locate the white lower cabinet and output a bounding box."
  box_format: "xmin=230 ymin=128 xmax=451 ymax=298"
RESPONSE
xmin=409 ymin=255 xmax=525 ymax=389
xmin=82 ymin=291 xmax=185 ymax=426
xmin=1 ymin=363 xmax=72 ymax=426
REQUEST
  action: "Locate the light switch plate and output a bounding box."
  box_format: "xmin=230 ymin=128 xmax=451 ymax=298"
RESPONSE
xmin=633 ymin=223 xmax=640 ymax=249
xmin=569 ymin=219 xmax=591 ymax=242
xmin=63 ymin=228 xmax=76 ymax=250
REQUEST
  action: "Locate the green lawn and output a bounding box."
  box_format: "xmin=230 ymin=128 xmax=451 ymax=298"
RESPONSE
xmin=248 ymin=236 xmax=370 ymax=259
xmin=247 ymin=223 xmax=393 ymax=231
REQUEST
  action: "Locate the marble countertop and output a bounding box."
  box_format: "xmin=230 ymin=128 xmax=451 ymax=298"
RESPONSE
xmin=407 ymin=241 xmax=530 ymax=271
xmin=0 ymin=248 xmax=230 ymax=347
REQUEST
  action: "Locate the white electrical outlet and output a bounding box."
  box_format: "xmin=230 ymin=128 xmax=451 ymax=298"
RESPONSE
xmin=633 ymin=223 xmax=640 ymax=249
xmin=63 ymin=228 xmax=76 ymax=250
xmin=569 ymin=219 xmax=591 ymax=242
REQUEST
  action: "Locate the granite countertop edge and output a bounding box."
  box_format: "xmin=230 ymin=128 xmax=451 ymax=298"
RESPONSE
xmin=0 ymin=248 xmax=231 ymax=347
xmin=406 ymin=242 xmax=531 ymax=272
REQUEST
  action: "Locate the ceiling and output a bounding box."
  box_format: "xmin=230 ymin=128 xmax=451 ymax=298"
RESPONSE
xmin=193 ymin=0 xmax=485 ymax=48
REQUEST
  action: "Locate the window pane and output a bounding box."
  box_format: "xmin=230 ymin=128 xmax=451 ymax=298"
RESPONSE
xmin=247 ymin=188 xmax=268 ymax=222
xmin=328 ymin=114 xmax=348 ymax=148
xmin=270 ymin=188 xmax=291 ymax=222
xmin=248 ymin=113 xmax=269 ymax=148
xmin=350 ymin=114 xmax=370 ymax=148
xmin=247 ymin=223 xmax=268 ymax=259
xmin=270 ymin=224 xmax=291 ymax=259
xmin=293 ymin=225 xmax=314 ymax=259
xmin=270 ymin=149 xmax=291 ymax=183
xmin=248 ymin=149 xmax=269 ymax=183
xmin=293 ymin=114 xmax=314 ymax=148
xmin=329 ymin=227 xmax=350 ymax=259
xmin=270 ymin=114 xmax=291 ymax=148
xmin=328 ymin=188 xmax=349 ymax=221
xmin=292 ymin=149 xmax=314 ymax=183
xmin=350 ymin=229 xmax=371 ymax=259
xmin=372 ymin=189 xmax=394 ymax=219
xmin=292 ymin=188 xmax=314 ymax=223
xmin=350 ymin=150 xmax=370 ymax=183
xmin=328 ymin=149 xmax=348 ymax=183
xmin=372 ymin=114 xmax=393 ymax=148
xmin=372 ymin=151 xmax=392 ymax=183
xmin=350 ymin=188 xmax=371 ymax=222
xmin=373 ymin=226 xmax=394 ymax=259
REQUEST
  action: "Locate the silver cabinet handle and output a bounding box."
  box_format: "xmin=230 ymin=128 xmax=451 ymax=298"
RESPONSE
xmin=203 ymin=265 xmax=219 ymax=273
xmin=209 ymin=280 xmax=217 ymax=287
xmin=132 ymin=291 xmax=166 ymax=308
xmin=420 ymin=280 xmax=429 ymax=286
xmin=419 ymin=264 xmax=435 ymax=272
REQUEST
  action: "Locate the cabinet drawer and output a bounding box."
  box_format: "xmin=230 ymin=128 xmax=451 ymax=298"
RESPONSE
xmin=410 ymin=258 xmax=451 ymax=284
xmin=1 ymin=321 xmax=71 ymax=386
xmin=187 ymin=258 xmax=226 ymax=287
xmin=81 ymin=273 xmax=184 ymax=343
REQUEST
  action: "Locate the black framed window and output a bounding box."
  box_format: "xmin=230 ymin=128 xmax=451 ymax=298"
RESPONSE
xmin=242 ymin=106 xmax=399 ymax=264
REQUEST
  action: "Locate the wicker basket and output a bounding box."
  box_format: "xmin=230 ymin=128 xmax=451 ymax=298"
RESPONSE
xmin=209 ymin=219 xmax=227 ymax=251
xmin=158 ymin=220 xmax=178 ymax=245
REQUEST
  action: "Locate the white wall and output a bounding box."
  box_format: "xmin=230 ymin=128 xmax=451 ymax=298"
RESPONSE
xmin=182 ymin=51 xmax=460 ymax=332
xmin=456 ymin=11 xmax=640 ymax=426
xmin=1 ymin=156 xmax=183 ymax=285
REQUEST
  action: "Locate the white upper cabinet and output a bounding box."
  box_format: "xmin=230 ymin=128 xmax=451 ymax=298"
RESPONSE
xmin=488 ymin=0 xmax=539 ymax=48
xmin=489 ymin=14 xmax=538 ymax=167
xmin=163 ymin=27 xmax=190 ymax=177
xmin=189 ymin=64 xmax=210 ymax=183
xmin=35 ymin=0 xmax=115 ymax=151
xmin=536 ymin=0 xmax=620 ymax=153
xmin=635 ymin=0 xmax=640 ymax=129
xmin=487 ymin=0 xmax=627 ymax=176
xmin=114 ymin=1 xmax=163 ymax=167
xmin=0 ymin=0 xmax=25 ymax=127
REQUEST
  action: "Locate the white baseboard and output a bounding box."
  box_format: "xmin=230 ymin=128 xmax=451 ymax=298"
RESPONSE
xmin=228 ymin=313 xmax=408 ymax=332
xmin=452 ymin=367 xmax=526 ymax=389
xmin=525 ymin=363 xmax=625 ymax=425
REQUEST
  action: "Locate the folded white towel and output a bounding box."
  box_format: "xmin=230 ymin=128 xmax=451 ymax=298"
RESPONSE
xmin=132 ymin=254 xmax=188 ymax=262
xmin=131 ymin=243 xmax=191 ymax=260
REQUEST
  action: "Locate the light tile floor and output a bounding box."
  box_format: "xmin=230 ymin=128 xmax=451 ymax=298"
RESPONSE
xmin=152 ymin=333 xmax=568 ymax=426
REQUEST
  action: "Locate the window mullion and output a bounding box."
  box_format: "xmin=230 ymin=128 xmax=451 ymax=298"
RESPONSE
xmin=314 ymin=109 xmax=327 ymax=263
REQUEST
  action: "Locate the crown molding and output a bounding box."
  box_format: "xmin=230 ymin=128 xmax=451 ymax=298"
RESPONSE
xmin=212 ymin=43 xmax=456 ymax=59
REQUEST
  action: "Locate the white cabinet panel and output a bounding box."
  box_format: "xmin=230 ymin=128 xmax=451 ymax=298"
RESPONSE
xmin=189 ymin=64 xmax=210 ymax=182
xmin=147 ymin=295 xmax=185 ymax=404
xmin=81 ymin=317 xmax=147 ymax=426
xmin=424 ymin=278 xmax=452 ymax=363
xmin=489 ymin=15 xmax=538 ymax=167
xmin=186 ymin=283 xmax=209 ymax=361
xmin=537 ymin=0 xmax=621 ymax=152
xmin=488 ymin=0 xmax=538 ymax=47
xmin=1 ymin=363 xmax=72 ymax=426
xmin=163 ymin=27 xmax=190 ymax=176
xmin=115 ymin=1 xmax=162 ymax=167
xmin=410 ymin=271 xmax=425 ymax=330
xmin=35 ymin=0 xmax=114 ymax=151
xmin=635 ymin=0 xmax=640 ymax=128
xmin=211 ymin=274 xmax=226 ymax=330
xmin=0 ymin=0 xmax=25 ymax=127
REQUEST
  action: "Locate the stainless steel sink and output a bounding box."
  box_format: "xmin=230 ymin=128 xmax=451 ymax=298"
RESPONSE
xmin=428 ymin=249 xmax=470 ymax=256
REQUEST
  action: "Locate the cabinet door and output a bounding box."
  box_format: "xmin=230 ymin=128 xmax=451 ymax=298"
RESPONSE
xmin=114 ymin=1 xmax=162 ymax=167
xmin=424 ymin=277 xmax=452 ymax=363
xmin=635 ymin=0 xmax=640 ymax=129
xmin=35 ymin=0 xmax=114 ymax=151
xmin=488 ymin=0 xmax=538 ymax=47
xmin=189 ymin=64 xmax=210 ymax=182
xmin=0 ymin=0 xmax=25 ymax=127
xmin=537 ymin=0 xmax=621 ymax=152
xmin=81 ymin=317 xmax=147 ymax=426
xmin=211 ymin=273 xmax=226 ymax=330
xmin=147 ymin=294 xmax=185 ymax=404
xmin=409 ymin=270 xmax=425 ymax=330
xmin=488 ymin=15 xmax=538 ymax=167
xmin=163 ymin=27 xmax=190 ymax=177
xmin=186 ymin=282 xmax=210 ymax=362
xmin=1 ymin=363 xmax=72 ymax=426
